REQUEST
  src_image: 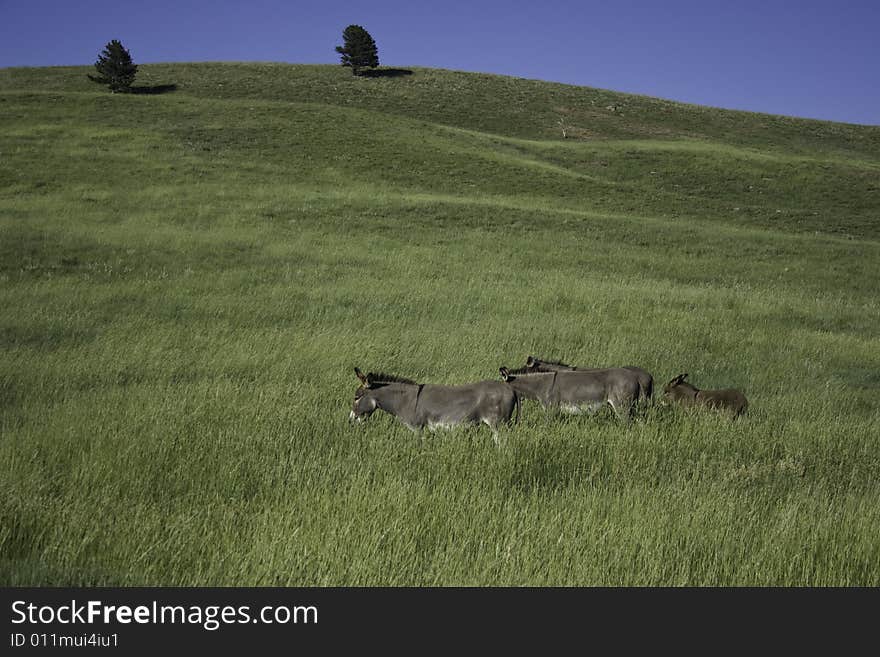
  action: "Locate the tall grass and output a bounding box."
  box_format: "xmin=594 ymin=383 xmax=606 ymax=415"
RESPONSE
xmin=1 ymin=64 xmax=878 ymax=585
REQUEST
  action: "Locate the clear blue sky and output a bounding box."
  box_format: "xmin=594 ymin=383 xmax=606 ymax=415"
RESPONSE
xmin=2 ymin=0 xmax=878 ymax=125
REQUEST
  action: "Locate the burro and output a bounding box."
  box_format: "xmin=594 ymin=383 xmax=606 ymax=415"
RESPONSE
xmin=350 ymin=368 xmax=520 ymax=442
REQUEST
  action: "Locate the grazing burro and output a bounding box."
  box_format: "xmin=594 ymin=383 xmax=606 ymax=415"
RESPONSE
xmin=499 ymin=364 xmax=641 ymax=421
xmin=662 ymin=373 xmax=749 ymax=417
xmin=523 ymin=355 xmax=654 ymax=404
xmin=349 ymin=368 xmax=520 ymax=441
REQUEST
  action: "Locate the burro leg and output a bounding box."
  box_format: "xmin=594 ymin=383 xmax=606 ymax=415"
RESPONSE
xmin=482 ymin=418 xmax=500 ymax=445
xmin=608 ymin=397 xmax=633 ymax=423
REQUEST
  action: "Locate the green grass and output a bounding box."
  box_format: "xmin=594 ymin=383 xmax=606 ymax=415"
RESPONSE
xmin=1 ymin=63 xmax=879 ymax=585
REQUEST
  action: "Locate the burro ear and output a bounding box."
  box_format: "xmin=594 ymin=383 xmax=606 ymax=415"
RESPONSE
xmin=499 ymin=367 xmax=511 ymax=381
xmin=526 ymin=356 xmax=536 ymax=367
xmin=672 ymin=373 xmax=688 ymax=384
xmin=355 ymin=367 xmax=367 ymax=384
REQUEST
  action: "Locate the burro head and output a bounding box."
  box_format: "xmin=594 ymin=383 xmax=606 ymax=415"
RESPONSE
xmin=662 ymin=373 xmax=690 ymax=402
xmin=523 ymin=356 xmax=573 ymax=372
xmin=350 ymin=367 xmax=378 ymax=423
xmin=500 ymin=366 xmax=532 ymax=382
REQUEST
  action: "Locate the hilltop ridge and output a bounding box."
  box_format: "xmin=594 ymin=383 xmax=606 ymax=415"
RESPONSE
xmin=1 ymin=62 xmax=878 ymax=240
xmin=2 ymin=62 xmax=879 ymax=154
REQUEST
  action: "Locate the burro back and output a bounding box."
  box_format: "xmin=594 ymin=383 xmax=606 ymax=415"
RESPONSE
xmin=350 ymin=368 xmax=519 ymax=441
xmin=499 ymin=364 xmax=640 ymax=421
xmin=662 ymin=373 xmax=748 ymax=417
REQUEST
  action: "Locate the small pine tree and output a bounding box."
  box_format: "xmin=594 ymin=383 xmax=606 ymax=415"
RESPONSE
xmin=335 ymin=25 xmax=379 ymax=76
xmin=88 ymin=39 xmax=138 ymax=92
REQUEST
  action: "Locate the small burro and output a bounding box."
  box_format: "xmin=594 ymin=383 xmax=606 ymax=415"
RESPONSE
xmin=662 ymin=373 xmax=748 ymax=417
xmin=349 ymin=368 xmax=520 ymax=442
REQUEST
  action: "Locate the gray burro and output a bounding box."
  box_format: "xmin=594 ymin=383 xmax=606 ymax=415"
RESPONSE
xmin=523 ymin=355 xmax=654 ymax=404
xmin=499 ymin=364 xmax=641 ymax=421
xmin=350 ymin=368 xmax=520 ymax=441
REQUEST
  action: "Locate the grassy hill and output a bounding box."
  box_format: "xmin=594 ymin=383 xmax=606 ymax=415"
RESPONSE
xmin=1 ymin=63 xmax=878 ymax=585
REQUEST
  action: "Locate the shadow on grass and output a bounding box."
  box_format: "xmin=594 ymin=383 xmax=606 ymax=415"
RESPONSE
xmin=130 ymin=84 xmax=178 ymax=95
xmin=361 ymin=68 xmax=413 ymax=79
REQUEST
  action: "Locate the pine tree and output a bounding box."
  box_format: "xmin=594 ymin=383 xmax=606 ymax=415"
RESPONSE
xmin=335 ymin=25 xmax=379 ymax=76
xmin=88 ymin=39 xmax=138 ymax=93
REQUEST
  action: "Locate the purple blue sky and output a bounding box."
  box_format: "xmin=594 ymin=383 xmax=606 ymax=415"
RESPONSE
xmin=2 ymin=1 xmax=878 ymax=125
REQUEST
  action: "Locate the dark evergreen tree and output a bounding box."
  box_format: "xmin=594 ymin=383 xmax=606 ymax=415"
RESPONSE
xmin=335 ymin=25 xmax=379 ymax=76
xmin=88 ymin=39 xmax=138 ymax=92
